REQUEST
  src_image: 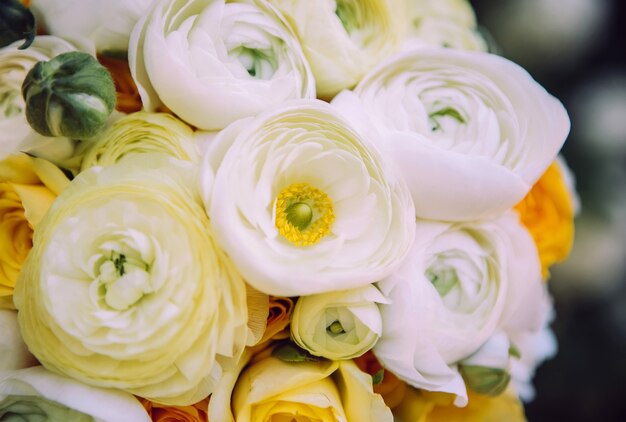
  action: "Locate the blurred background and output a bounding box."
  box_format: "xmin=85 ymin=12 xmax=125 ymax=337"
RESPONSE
xmin=470 ymin=0 xmax=626 ymax=420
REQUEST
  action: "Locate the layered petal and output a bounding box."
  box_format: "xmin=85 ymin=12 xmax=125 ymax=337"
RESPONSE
xmin=14 ymin=155 xmax=248 ymax=405
xmin=375 ymin=212 xmax=543 ymax=406
xmin=202 ymin=100 xmax=415 ymax=296
xmin=130 ymin=0 xmax=315 ymax=130
xmin=333 ymin=49 xmax=570 ymax=220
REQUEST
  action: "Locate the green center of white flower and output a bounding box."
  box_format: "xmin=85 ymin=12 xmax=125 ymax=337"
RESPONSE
xmin=327 ymin=320 xmax=346 ymax=336
xmin=0 ymin=91 xmax=22 ymax=118
xmin=426 ymin=265 xmax=459 ymax=297
xmin=429 ymin=106 xmax=466 ymax=132
xmin=286 ymin=202 xmax=313 ymax=230
xmin=229 ymin=46 xmax=278 ymax=79
xmin=335 ymin=0 xmax=360 ymax=33
xmin=97 ymin=250 xmax=152 ymax=311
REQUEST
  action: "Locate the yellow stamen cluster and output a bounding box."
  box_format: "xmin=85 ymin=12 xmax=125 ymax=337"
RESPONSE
xmin=275 ymin=183 xmax=335 ymax=247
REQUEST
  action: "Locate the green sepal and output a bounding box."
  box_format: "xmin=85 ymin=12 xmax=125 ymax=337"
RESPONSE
xmin=22 ymin=51 xmax=116 ymax=139
xmin=508 ymin=343 xmax=521 ymax=359
xmin=459 ymin=364 xmax=511 ymax=396
xmin=372 ymin=369 xmax=385 ymax=385
xmin=272 ymin=342 xmax=325 ymax=363
xmin=0 ymin=0 xmax=36 ymax=49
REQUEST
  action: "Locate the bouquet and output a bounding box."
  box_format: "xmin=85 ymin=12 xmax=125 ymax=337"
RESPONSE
xmin=0 ymin=0 xmax=577 ymax=420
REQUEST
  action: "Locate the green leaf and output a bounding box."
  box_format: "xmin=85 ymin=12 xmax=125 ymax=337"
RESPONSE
xmin=272 ymin=342 xmax=323 ymax=363
xmin=0 ymin=0 xmax=36 ymax=50
xmin=372 ymin=369 xmax=385 ymax=385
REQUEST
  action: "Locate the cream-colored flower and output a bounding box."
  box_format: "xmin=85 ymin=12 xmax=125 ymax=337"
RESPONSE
xmin=31 ymin=0 xmax=153 ymax=53
xmin=0 ymin=36 xmax=76 ymax=162
xmin=80 ymin=112 xmax=199 ymax=170
xmin=332 ymin=49 xmax=570 ymax=220
xmin=130 ymin=0 xmax=315 ymax=130
xmin=291 ymin=285 xmax=388 ymax=360
xmin=0 ymin=366 xmax=151 ymax=422
xmin=202 ymin=100 xmax=415 ymax=296
xmin=232 ymin=356 xmax=392 ymax=421
xmin=268 ymin=0 xmax=406 ymax=98
xmin=402 ymin=0 xmax=486 ymax=51
xmin=14 ymin=155 xmax=248 ymax=405
xmin=375 ymin=212 xmax=544 ymax=406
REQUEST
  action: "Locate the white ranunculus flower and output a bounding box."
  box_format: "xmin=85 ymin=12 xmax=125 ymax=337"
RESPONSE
xmin=332 ymin=49 xmax=570 ymax=221
xmin=268 ymin=0 xmax=406 ymax=99
xmin=130 ymin=0 xmax=315 ymax=131
xmin=291 ymin=285 xmax=388 ymax=360
xmin=403 ymin=17 xmax=487 ymax=52
xmin=402 ymin=0 xmax=486 ymax=51
xmin=0 ymin=36 xmax=76 ymax=162
xmin=375 ymin=212 xmax=544 ymax=406
xmin=407 ymin=0 xmax=477 ymax=28
xmin=14 ymin=155 xmax=248 ymax=405
xmin=0 ymin=367 xmax=150 ymax=422
xmin=30 ymin=0 xmax=153 ymax=53
xmin=509 ymin=286 xmax=557 ymax=402
xmin=202 ymin=100 xmax=415 ymax=296
xmin=0 ymin=310 xmax=37 ymax=371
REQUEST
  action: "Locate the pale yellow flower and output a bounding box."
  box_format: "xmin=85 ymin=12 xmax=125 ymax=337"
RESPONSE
xmin=14 ymin=155 xmax=248 ymax=405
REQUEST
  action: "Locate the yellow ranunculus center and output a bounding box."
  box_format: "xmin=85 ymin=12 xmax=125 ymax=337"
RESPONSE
xmin=275 ymin=183 xmax=334 ymax=247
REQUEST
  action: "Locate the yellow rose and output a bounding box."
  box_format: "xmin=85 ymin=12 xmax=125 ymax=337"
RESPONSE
xmin=233 ymin=355 xmax=392 ymax=421
xmin=395 ymin=388 xmax=526 ymax=422
xmin=0 ymin=154 xmax=68 ymax=309
xmin=515 ymin=160 xmax=576 ymax=278
xmin=140 ymin=397 xmax=208 ymax=422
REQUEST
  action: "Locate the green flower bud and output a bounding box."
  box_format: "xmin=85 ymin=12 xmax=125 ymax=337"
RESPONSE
xmin=459 ymin=365 xmax=511 ymax=396
xmin=21 ymin=51 xmax=116 ymax=139
xmin=0 ymin=0 xmax=36 ymax=49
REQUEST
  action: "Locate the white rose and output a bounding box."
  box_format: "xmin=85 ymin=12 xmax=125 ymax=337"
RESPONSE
xmin=14 ymin=155 xmax=248 ymax=405
xmin=130 ymin=0 xmax=315 ymax=131
xmin=268 ymin=0 xmax=406 ymax=99
xmin=202 ymin=100 xmax=415 ymax=296
xmin=0 ymin=366 xmax=150 ymax=422
xmin=291 ymin=285 xmax=388 ymax=360
xmin=31 ymin=0 xmax=153 ymax=53
xmin=332 ymin=49 xmax=570 ymax=221
xmin=0 ymin=310 xmax=37 ymax=371
xmin=0 ymin=36 xmax=76 ymax=162
xmin=375 ymin=212 xmax=544 ymax=406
